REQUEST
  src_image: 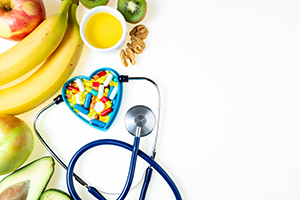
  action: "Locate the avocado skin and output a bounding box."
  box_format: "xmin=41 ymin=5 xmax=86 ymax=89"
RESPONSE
xmin=40 ymin=188 xmax=73 ymax=200
xmin=0 ymin=156 xmax=55 ymax=200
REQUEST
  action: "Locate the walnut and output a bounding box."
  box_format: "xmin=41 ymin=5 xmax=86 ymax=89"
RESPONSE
xmin=120 ymin=48 xmax=136 ymax=67
xmin=129 ymin=24 xmax=149 ymax=40
xmin=126 ymin=48 xmax=136 ymax=65
xmin=127 ymin=36 xmax=146 ymax=54
xmin=120 ymin=24 xmax=148 ymax=67
xmin=120 ymin=49 xmax=129 ymax=67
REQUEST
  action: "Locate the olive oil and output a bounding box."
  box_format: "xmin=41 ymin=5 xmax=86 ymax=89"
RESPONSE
xmin=85 ymin=12 xmax=123 ymax=49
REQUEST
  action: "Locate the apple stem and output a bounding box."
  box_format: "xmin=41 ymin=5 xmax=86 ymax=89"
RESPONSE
xmin=0 ymin=2 xmax=12 ymax=11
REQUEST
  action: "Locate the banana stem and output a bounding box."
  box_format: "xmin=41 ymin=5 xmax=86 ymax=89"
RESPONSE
xmin=68 ymin=3 xmax=78 ymax=26
xmin=57 ymin=0 xmax=72 ymax=15
xmin=72 ymin=0 xmax=79 ymax=5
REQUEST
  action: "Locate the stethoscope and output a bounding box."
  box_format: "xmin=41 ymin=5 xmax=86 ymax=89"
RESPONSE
xmin=34 ymin=68 xmax=182 ymax=200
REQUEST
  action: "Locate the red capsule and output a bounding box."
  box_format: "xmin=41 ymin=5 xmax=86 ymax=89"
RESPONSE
xmin=101 ymin=108 xmax=113 ymax=116
xmin=93 ymin=82 xmax=100 ymax=87
xmin=67 ymin=86 xmax=79 ymax=91
xmin=100 ymin=96 xmax=109 ymax=103
xmin=98 ymin=71 xmax=106 ymax=77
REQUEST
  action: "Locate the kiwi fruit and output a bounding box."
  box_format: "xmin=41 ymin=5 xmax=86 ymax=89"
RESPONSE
xmin=79 ymin=0 xmax=109 ymax=9
xmin=117 ymin=0 xmax=147 ymax=23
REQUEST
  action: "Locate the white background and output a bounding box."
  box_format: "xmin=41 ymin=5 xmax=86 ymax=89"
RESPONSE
xmin=1 ymin=0 xmax=300 ymax=199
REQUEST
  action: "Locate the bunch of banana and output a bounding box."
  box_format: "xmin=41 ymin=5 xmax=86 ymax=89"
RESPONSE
xmin=0 ymin=0 xmax=83 ymax=115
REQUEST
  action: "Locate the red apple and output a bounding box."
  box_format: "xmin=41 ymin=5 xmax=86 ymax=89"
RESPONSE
xmin=0 ymin=115 xmax=34 ymax=175
xmin=0 ymin=0 xmax=46 ymax=41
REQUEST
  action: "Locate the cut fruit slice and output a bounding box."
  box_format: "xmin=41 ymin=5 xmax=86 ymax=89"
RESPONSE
xmin=117 ymin=0 xmax=147 ymax=23
xmin=40 ymin=189 xmax=72 ymax=200
xmin=0 ymin=156 xmax=55 ymax=200
xmin=79 ymin=0 xmax=109 ymax=8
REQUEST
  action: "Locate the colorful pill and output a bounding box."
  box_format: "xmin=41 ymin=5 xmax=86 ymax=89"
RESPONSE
xmin=108 ymin=86 xmax=114 ymax=97
xmin=75 ymin=93 xmax=81 ymax=104
xmin=93 ymin=82 xmax=100 ymax=87
xmin=84 ymin=93 xmax=92 ymax=108
xmin=98 ymin=85 xmax=104 ymax=98
xmin=98 ymin=71 xmax=106 ymax=77
xmin=101 ymin=107 xmax=113 ymax=116
xmin=104 ymin=88 xmax=109 ymax=93
xmin=67 ymin=86 xmax=79 ymax=91
xmin=71 ymin=89 xmax=78 ymax=94
xmin=105 ymin=101 xmax=112 ymax=108
xmin=86 ymin=87 xmax=92 ymax=92
xmin=90 ymin=89 xmax=98 ymax=96
xmin=74 ymin=104 xmax=89 ymax=115
xmin=91 ymin=119 xmax=106 ymax=128
xmin=101 ymin=116 xmax=110 ymax=123
xmin=78 ymin=112 xmax=91 ymax=121
xmin=94 ymin=102 xmax=105 ymax=112
xmin=109 ymin=87 xmax=118 ymax=100
xmin=104 ymin=74 xmax=113 ymax=86
xmin=75 ymin=79 xmax=85 ymax=92
xmin=100 ymin=96 xmax=109 ymax=103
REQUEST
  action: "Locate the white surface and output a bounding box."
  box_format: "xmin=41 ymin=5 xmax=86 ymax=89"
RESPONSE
xmin=1 ymin=0 xmax=300 ymax=199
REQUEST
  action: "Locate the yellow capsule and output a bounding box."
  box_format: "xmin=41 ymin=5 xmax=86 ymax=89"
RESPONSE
xmin=105 ymin=101 xmax=112 ymax=108
xmin=100 ymin=116 xmax=110 ymax=123
xmin=99 ymin=76 xmax=106 ymax=84
xmin=88 ymin=108 xmax=95 ymax=117
xmin=85 ymin=87 xmax=92 ymax=93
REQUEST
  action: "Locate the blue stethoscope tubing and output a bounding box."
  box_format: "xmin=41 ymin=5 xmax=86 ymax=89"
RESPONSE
xmin=66 ymin=138 xmax=182 ymax=200
xmin=34 ymin=75 xmax=182 ymax=200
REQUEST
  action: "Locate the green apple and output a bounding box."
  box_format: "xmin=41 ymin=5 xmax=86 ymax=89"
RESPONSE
xmin=0 ymin=115 xmax=34 ymax=175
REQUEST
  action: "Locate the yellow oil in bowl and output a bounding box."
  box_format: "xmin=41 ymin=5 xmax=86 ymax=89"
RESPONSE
xmin=85 ymin=12 xmax=123 ymax=49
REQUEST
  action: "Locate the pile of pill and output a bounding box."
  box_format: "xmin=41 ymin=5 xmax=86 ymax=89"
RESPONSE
xmin=65 ymin=70 xmax=119 ymax=128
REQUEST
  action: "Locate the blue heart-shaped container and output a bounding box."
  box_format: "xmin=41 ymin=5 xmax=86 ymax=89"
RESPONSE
xmin=62 ymin=68 xmax=123 ymax=132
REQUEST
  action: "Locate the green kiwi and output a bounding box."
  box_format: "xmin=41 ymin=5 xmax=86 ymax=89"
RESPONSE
xmin=117 ymin=0 xmax=147 ymax=23
xmin=79 ymin=0 xmax=109 ymax=9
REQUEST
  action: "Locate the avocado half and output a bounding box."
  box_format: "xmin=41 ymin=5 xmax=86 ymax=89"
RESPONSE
xmin=0 ymin=156 xmax=54 ymax=200
xmin=40 ymin=189 xmax=72 ymax=200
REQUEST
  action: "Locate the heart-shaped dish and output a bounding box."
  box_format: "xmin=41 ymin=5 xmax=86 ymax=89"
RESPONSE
xmin=62 ymin=68 xmax=123 ymax=132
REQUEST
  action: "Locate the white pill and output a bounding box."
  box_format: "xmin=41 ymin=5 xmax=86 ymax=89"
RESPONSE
xmin=109 ymin=87 xmax=118 ymax=100
xmin=94 ymin=102 xmax=105 ymax=113
xmin=98 ymin=84 xmax=104 ymax=98
xmin=75 ymin=79 xmax=85 ymax=92
xmin=78 ymin=112 xmax=91 ymax=121
xmin=104 ymin=74 xmax=113 ymax=87
xmin=75 ymin=93 xmax=81 ymax=104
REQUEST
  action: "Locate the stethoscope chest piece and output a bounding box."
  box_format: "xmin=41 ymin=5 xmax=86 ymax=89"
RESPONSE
xmin=125 ymin=105 xmax=156 ymax=137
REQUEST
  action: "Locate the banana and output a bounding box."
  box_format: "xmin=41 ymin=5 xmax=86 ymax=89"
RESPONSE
xmin=0 ymin=0 xmax=73 ymax=86
xmin=0 ymin=3 xmax=83 ymax=116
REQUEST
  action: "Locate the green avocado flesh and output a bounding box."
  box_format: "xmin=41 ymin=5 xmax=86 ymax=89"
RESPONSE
xmin=40 ymin=189 xmax=72 ymax=200
xmin=0 ymin=157 xmax=54 ymax=200
xmin=79 ymin=0 xmax=109 ymax=8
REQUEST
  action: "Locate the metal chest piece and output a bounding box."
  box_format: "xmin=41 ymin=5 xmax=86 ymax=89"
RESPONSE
xmin=125 ymin=105 xmax=156 ymax=137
